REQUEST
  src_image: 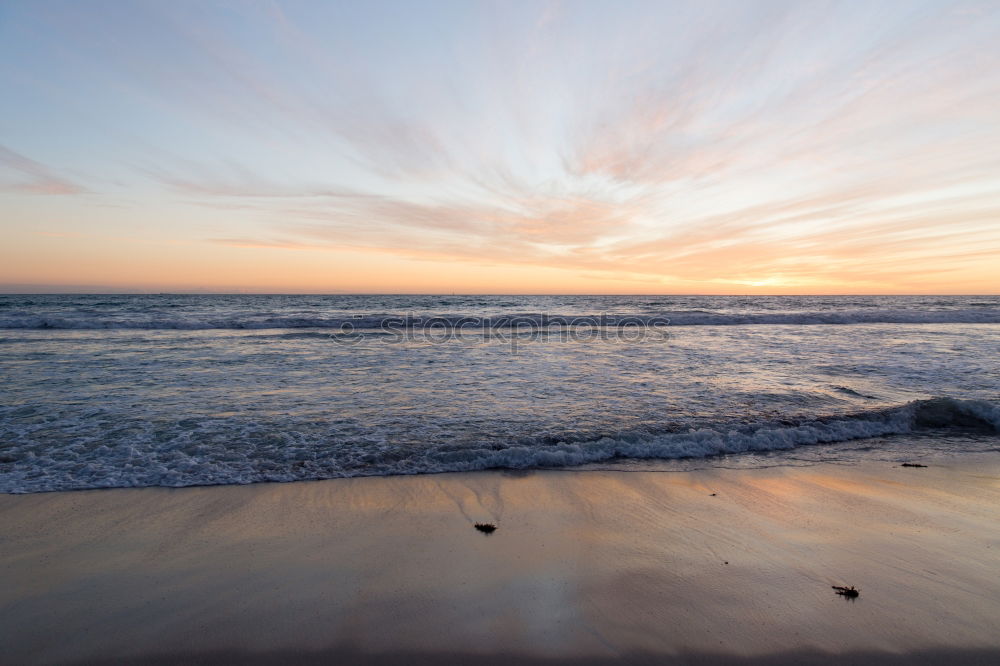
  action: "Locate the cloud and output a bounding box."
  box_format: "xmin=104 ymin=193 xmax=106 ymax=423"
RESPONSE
xmin=18 ymin=0 xmax=997 ymax=291
xmin=148 ymin=161 xmax=368 ymax=199
xmin=0 ymin=145 xmax=86 ymax=195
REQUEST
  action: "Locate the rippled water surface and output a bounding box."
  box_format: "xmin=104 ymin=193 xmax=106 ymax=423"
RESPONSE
xmin=1 ymin=295 xmax=998 ymax=492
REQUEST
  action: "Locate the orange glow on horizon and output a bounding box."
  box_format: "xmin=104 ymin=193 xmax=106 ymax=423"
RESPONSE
xmin=2 ymin=2 xmax=999 ymax=295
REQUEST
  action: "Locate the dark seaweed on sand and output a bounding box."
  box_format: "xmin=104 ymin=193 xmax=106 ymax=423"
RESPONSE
xmin=474 ymin=523 xmax=497 ymax=534
xmin=832 ymin=585 xmax=860 ymax=598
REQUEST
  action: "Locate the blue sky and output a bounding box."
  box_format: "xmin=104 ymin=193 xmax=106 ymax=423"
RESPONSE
xmin=2 ymin=0 xmax=999 ymax=293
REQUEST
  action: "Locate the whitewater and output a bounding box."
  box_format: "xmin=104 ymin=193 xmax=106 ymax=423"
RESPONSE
xmin=1 ymin=294 xmax=998 ymax=493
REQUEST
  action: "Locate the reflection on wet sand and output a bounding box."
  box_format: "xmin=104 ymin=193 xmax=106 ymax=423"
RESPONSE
xmin=1 ymin=456 xmax=999 ymax=664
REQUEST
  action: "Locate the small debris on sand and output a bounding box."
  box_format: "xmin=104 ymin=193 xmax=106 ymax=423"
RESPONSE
xmin=900 ymin=463 xmax=928 ymax=468
xmin=474 ymin=523 xmax=497 ymax=534
xmin=832 ymin=585 xmax=860 ymax=598
xmin=709 ymin=493 xmax=717 ymax=496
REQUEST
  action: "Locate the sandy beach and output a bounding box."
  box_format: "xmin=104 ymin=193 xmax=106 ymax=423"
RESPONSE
xmin=2 ymin=456 xmax=999 ymax=665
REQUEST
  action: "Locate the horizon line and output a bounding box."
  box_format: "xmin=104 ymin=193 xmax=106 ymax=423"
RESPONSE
xmin=1 ymin=291 xmax=998 ymax=298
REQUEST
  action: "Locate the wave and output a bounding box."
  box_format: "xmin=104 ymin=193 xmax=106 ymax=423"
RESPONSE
xmin=2 ymin=309 xmax=1000 ymax=330
xmin=1 ymin=397 xmax=997 ymax=493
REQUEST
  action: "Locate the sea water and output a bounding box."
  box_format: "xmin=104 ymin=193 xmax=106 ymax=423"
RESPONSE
xmin=1 ymin=294 xmax=998 ymax=493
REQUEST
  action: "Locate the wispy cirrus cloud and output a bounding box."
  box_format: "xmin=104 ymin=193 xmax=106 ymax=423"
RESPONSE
xmin=5 ymin=0 xmax=1000 ymax=291
xmin=0 ymin=145 xmax=86 ymax=195
xmin=149 ymin=162 xmax=368 ymax=200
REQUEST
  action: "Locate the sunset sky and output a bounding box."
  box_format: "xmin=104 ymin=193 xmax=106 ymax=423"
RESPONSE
xmin=2 ymin=0 xmax=999 ymax=294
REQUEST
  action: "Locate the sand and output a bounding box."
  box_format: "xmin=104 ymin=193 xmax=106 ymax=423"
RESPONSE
xmin=2 ymin=456 xmax=1000 ymax=665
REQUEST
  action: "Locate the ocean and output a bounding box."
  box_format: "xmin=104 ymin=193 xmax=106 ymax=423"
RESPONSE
xmin=1 ymin=294 xmax=998 ymax=493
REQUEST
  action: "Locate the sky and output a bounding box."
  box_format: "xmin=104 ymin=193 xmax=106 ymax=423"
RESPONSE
xmin=1 ymin=0 xmax=999 ymax=294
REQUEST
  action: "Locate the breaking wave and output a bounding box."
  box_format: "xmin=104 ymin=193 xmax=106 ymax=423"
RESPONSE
xmin=2 ymin=397 xmax=997 ymax=493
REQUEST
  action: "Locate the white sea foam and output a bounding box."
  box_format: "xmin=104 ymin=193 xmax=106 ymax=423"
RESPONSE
xmin=1 ymin=398 xmax=996 ymax=493
xmin=2 ymin=295 xmax=999 ymax=494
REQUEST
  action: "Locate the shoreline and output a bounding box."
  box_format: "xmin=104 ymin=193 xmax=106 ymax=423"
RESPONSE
xmin=2 ymin=456 xmax=1000 ymax=664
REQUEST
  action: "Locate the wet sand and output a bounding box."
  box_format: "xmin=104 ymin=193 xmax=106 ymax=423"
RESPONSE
xmin=2 ymin=456 xmax=999 ymax=664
